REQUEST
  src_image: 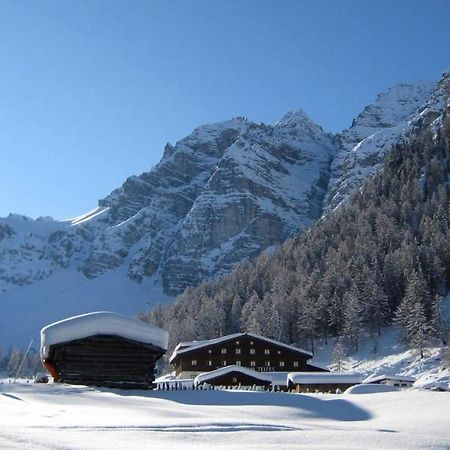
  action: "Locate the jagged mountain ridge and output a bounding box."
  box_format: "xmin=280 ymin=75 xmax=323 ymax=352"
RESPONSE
xmin=0 ymin=111 xmax=336 ymax=298
xmin=1 ymin=70 xmax=449 ymax=349
xmin=326 ymin=73 xmax=450 ymax=210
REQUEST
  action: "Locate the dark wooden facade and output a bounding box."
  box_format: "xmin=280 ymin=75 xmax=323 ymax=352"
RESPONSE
xmin=44 ymin=334 xmax=165 ymax=389
xmin=171 ymin=333 xmax=326 ymax=377
xmin=290 ymin=382 xmax=357 ymax=393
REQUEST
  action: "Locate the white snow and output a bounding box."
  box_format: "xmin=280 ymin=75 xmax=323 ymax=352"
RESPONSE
xmin=40 ymin=311 xmax=168 ymax=358
xmin=288 ymin=372 xmax=362 ymax=385
xmin=195 ymin=365 xmax=274 ymax=385
xmin=344 ymin=384 xmax=400 ymax=394
xmin=67 ymin=206 xmax=110 ymax=226
xmin=309 ymin=298 xmax=450 ymax=391
xmin=0 ymin=382 xmax=449 ymax=449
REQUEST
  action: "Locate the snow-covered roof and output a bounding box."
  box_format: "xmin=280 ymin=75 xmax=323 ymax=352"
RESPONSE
xmin=40 ymin=311 xmax=168 ymax=358
xmin=345 ymin=384 xmax=400 ymax=394
xmin=264 ymin=372 xmax=290 ymax=386
xmin=195 ymin=365 xmax=273 ymax=385
xmin=288 ymin=372 xmax=362 ymax=385
xmin=363 ymin=374 xmax=415 ymax=384
xmin=169 ymin=332 xmax=313 ymax=363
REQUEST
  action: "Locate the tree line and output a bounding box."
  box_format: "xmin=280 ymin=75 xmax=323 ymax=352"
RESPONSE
xmin=141 ymin=112 xmax=450 ymax=361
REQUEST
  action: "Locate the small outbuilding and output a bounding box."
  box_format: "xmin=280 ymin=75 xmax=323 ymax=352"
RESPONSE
xmin=288 ymin=372 xmax=362 ymax=393
xmin=363 ymin=374 xmax=415 ymax=388
xmin=40 ymin=311 xmax=168 ymax=389
xmin=195 ymin=365 xmax=273 ymax=388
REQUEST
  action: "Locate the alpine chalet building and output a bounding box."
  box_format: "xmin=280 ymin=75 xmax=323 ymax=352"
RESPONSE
xmin=169 ymin=332 xmax=326 ymax=379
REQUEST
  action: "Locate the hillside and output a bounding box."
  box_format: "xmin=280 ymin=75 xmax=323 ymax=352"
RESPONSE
xmin=1 ymin=70 xmax=449 ymax=350
xmin=145 ymin=73 xmax=450 ymax=364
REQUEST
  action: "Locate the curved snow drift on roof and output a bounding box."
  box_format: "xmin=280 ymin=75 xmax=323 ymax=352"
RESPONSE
xmin=40 ymin=311 xmax=168 ymax=358
xmin=195 ymin=365 xmax=274 ymax=385
xmin=288 ymin=372 xmax=362 ymax=385
xmin=345 ymin=384 xmax=401 ymax=394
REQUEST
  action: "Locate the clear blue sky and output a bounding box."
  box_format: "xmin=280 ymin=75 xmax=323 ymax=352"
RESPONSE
xmin=1 ymin=0 xmax=449 ymax=220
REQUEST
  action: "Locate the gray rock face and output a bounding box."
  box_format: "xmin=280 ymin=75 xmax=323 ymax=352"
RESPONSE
xmin=325 ymin=81 xmax=437 ymax=210
xmin=0 ymin=113 xmax=335 ymax=295
xmin=1 ymin=71 xmax=448 ymax=299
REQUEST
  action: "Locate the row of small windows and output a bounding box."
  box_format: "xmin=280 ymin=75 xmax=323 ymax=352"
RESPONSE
xmin=215 ymin=348 xmax=278 ymax=355
xmin=192 ymin=360 xmax=299 ymax=368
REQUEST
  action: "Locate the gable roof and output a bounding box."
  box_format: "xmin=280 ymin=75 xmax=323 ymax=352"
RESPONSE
xmin=40 ymin=311 xmax=169 ymax=358
xmin=195 ymin=365 xmax=273 ymax=385
xmin=169 ymin=332 xmax=313 ymax=363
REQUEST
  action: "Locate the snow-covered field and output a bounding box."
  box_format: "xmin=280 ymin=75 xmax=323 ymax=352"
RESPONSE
xmin=0 ymin=382 xmax=449 ymax=449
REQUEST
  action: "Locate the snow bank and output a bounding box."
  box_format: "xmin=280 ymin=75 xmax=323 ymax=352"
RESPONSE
xmin=345 ymin=384 xmax=400 ymax=394
xmin=40 ymin=311 xmax=168 ymax=358
xmin=1 ymin=384 xmax=449 ymax=449
xmin=288 ymin=372 xmax=362 ymax=385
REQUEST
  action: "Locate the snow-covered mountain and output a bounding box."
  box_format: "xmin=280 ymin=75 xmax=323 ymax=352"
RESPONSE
xmin=326 ymin=70 xmax=450 ymax=209
xmin=1 ymin=70 xmax=449 ymax=348
xmin=0 ymin=112 xmax=335 ymax=296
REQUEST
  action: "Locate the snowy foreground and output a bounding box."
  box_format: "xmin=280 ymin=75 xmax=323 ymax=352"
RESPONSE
xmin=0 ymin=383 xmax=449 ymax=449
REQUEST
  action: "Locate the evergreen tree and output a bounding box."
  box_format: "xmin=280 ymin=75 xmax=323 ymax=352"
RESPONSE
xmin=342 ymin=287 xmax=363 ymax=352
xmin=331 ymin=338 xmax=346 ymax=372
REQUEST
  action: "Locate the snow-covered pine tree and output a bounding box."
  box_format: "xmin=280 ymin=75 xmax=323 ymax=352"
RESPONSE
xmin=331 ymin=337 xmax=346 ymax=372
xmin=406 ymin=301 xmax=432 ymax=359
xmin=342 ymin=286 xmax=363 ymax=352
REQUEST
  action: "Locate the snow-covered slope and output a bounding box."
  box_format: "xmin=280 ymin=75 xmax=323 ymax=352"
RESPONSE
xmin=310 ymin=295 xmax=450 ymax=392
xmin=1 ymin=382 xmax=449 ymax=449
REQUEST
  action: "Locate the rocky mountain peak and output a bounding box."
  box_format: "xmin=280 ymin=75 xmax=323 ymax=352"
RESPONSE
xmin=324 ymin=79 xmax=438 ymax=210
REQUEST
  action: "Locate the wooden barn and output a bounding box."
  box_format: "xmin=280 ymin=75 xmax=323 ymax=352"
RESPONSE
xmin=169 ymin=332 xmax=327 ymax=379
xmin=40 ymin=311 xmax=168 ymax=389
xmin=287 ymin=372 xmax=362 ymax=393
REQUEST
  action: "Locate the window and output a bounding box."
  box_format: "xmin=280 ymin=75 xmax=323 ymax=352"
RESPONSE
xmin=250 ymin=361 xmax=256 ymax=367
xmin=250 ymin=348 xmax=256 ymax=355
xmin=293 ymin=361 xmax=299 ymax=367
xmin=394 ymin=383 xmax=400 ymax=387
xmin=279 ymin=361 xmax=285 ymax=367
xmin=250 ymin=341 xmax=254 ymax=345
xmin=208 ymin=349 xmax=212 ymax=354
xmin=235 ymin=348 xmax=241 ymax=355
xmin=265 ymin=361 xmax=271 ymax=367
xmin=208 ymin=360 xmax=212 ymax=367
xmin=221 ymin=348 xmax=227 ymax=354
xmin=222 ymin=360 xmax=227 ymax=366
xmin=236 ymin=341 xmax=240 ymax=345
xmin=264 ymin=349 xmax=270 ymax=355
xmin=277 ymin=350 xmax=281 ymax=355
xmin=236 ymin=360 xmax=241 ymax=366
xmin=232 ymin=377 xmax=237 ymax=383
xmin=191 ymin=360 xmax=197 ymax=366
